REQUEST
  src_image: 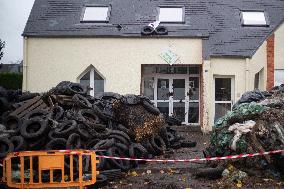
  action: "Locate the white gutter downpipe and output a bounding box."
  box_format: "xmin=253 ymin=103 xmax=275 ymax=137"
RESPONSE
xmin=23 ymin=37 xmax=28 ymax=92
xmin=245 ymin=58 xmax=250 ymax=91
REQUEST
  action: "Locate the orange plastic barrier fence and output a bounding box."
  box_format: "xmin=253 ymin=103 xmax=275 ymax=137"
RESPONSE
xmin=2 ymin=150 xmax=99 ymax=189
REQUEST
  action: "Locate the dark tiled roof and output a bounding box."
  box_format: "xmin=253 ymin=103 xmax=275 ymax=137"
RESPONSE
xmin=23 ymin=0 xmax=284 ymax=58
xmin=204 ymin=0 xmax=284 ymax=58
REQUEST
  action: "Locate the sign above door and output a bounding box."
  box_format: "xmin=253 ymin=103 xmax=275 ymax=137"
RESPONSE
xmin=159 ymin=48 xmax=179 ymax=65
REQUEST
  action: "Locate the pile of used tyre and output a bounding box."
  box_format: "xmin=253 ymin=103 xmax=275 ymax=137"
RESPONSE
xmin=0 ymin=81 xmax=192 ymax=186
xmin=204 ymin=85 xmax=284 ymax=179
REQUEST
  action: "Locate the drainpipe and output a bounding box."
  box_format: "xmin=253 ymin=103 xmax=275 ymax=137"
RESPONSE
xmin=245 ymin=58 xmax=250 ymax=91
xmin=23 ymin=37 xmax=28 ymax=92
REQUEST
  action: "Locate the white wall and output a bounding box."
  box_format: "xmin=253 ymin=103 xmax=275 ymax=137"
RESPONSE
xmin=202 ymin=44 xmax=268 ymax=131
xmin=248 ymin=41 xmax=267 ymax=91
xmin=23 ymin=38 xmax=202 ymax=94
xmin=275 ymin=22 xmax=284 ymax=70
xmin=23 ymin=36 xmax=270 ymax=132
xmin=205 ymin=58 xmax=247 ymax=129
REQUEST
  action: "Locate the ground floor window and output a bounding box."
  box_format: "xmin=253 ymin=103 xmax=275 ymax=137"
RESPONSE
xmin=78 ymin=66 xmax=105 ymax=96
xmin=254 ymin=68 xmax=264 ymax=90
xmin=275 ymin=69 xmax=284 ymax=86
xmin=214 ymin=76 xmax=234 ymax=123
xmin=142 ymin=65 xmax=200 ymax=125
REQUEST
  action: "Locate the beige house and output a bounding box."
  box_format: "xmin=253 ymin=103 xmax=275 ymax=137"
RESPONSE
xmin=23 ymin=0 xmax=284 ymax=132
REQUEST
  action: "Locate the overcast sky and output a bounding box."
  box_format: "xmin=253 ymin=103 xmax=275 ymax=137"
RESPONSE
xmin=0 ymin=0 xmax=35 ymax=64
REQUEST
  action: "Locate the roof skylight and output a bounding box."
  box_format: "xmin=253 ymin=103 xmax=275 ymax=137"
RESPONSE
xmin=241 ymin=11 xmax=267 ymax=26
xmin=83 ymin=6 xmax=110 ymax=22
xmin=158 ymin=7 xmax=184 ymax=23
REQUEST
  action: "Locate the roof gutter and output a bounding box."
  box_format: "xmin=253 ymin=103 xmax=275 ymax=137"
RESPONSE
xmin=245 ymin=58 xmax=250 ymax=91
xmin=23 ymin=37 xmax=28 ymax=92
xmin=21 ymin=33 xmax=209 ymax=39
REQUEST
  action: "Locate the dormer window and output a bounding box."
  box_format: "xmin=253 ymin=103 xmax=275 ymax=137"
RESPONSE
xmin=158 ymin=7 xmax=184 ymax=23
xmin=82 ymin=6 xmax=110 ymax=22
xmin=241 ymin=11 xmax=268 ymax=26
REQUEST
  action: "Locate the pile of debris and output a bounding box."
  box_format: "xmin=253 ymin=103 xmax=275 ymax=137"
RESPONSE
xmin=0 ymin=81 xmax=193 ymax=185
xmin=202 ymin=86 xmax=284 ymax=183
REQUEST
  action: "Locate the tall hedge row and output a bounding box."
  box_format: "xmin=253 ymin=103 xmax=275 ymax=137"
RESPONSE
xmin=0 ymin=73 xmax=22 ymax=90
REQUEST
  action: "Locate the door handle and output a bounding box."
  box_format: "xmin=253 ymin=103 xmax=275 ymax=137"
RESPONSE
xmin=167 ymin=92 xmax=174 ymax=97
xmin=187 ymin=90 xmax=193 ymax=96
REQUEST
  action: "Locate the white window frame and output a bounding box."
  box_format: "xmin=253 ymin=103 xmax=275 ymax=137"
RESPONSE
xmin=158 ymin=6 xmax=185 ymax=23
xmin=241 ymin=11 xmax=268 ymax=26
xmin=254 ymin=68 xmax=264 ymax=90
xmin=275 ymin=69 xmax=284 ymax=86
xmin=213 ymin=76 xmax=235 ymax=122
xmin=78 ymin=66 xmax=105 ymax=96
xmin=81 ymin=5 xmax=111 ymax=22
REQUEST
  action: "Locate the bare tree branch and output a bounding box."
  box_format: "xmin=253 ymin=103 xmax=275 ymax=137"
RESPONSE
xmin=0 ymin=39 xmax=6 ymax=62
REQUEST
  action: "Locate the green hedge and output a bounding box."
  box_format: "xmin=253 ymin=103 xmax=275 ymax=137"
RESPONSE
xmin=0 ymin=73 xmax=22 ymax=90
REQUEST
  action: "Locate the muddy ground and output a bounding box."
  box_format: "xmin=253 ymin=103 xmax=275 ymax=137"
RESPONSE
xmin=103 ymin=131 xmax=284 ymax=189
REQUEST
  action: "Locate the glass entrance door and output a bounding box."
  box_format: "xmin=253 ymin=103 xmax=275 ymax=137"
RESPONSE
xmin=172 ymin=79 xmax=186 ymax=122
xmin=156 ymin=77 xmax=187 ymax=124
xmin=157 ymin=78 xmax=170 ymax=116
xmin=142 ymin=65 xmax=201 ymax=125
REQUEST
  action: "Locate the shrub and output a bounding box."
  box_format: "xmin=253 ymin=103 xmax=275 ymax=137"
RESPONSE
xmin=0 ymin=73 xmax=22 ymax=90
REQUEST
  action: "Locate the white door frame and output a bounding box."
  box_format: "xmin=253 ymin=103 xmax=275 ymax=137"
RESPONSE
xmin=213 ymin=76 xmax=235 ymax=122
xmin=155 ymin=75 xmax=189 ymax=124
xmin=142 ymin=70 xmax=200 ymax=125
xmin=172 ymin=77 xmax=189 ymax=124
xmin=150 ymin=74 xmax=200 ymax=125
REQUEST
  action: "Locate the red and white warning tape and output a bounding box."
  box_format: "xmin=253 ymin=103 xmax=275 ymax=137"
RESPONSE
xmin=96 ymin=149 xmax=284 ymax=163
xmin=0 ymin=149 xmax=282 ymax=167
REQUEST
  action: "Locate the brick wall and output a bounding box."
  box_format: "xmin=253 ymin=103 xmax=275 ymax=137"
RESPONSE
xmin=267 ymin=34 xmax=275 ymax=90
